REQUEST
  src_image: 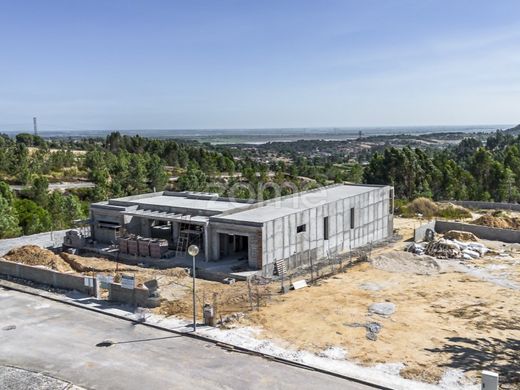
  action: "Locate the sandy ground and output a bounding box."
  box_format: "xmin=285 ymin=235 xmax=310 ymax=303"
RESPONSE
xmin=241 ymin=219 xmax=520 ymax=388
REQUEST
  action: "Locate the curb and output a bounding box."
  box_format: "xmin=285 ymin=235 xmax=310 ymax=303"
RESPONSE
xmin=0 ymin=278 xmax=390 ymax=390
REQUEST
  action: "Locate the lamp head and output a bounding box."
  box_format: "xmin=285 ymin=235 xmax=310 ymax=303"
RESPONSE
xmin=188 ymin=245 xmax=199 ymax=257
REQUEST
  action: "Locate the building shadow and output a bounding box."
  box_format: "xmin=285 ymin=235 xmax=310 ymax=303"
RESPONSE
xmin=425 ymin=336 xmax=520 ymax=386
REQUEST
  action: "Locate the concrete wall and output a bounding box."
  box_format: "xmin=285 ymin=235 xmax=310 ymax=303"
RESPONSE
xmin=262 ymin=186 xmax=393 ymax=274
xmin=448 ymin=200 xmax=520 ymax=212
xmin=435 ymin=221 xmax=520 ymax=243
xmin=0 ymin=258 xmax=158 ymax=307
xmin=0 ymin=258 xmax=92 ymax=295
xmin=108 ymin=283 xmax=156 ymax=307
xmin=414 ymin=220 xmax=436 ymax=242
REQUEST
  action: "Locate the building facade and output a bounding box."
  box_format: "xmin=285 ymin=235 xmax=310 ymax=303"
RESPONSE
xmin=89 ymin=184 xmax=394 ymax=274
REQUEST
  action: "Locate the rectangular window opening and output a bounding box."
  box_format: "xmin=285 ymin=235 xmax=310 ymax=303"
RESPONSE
xmin=350 ymin=207 xmax=355 ymax=229
xmin=323 ymin=216 xmax=329 ymax=240
xmin=297 ymin=224 xmax=306 ymax=233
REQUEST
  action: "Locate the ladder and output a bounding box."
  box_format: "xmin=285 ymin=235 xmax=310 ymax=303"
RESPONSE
xmin=175 ymin=215 xmax=192 ymax=257
xmin=175 ymin=233 xmax=189 ymax=256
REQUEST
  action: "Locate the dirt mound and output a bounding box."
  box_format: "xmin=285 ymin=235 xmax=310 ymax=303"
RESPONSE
xmin=158 ymin=299 xmax=190 ymax=317
xmin=4 ymin=245 xmax=74 ymax=273
xmin=473 ymin=214 xmax=520 ymax=229
xmin=405 ymin=197 xmax=439 ymax=218
xmin=159 ymin=267 xmax=190 ymax=278
xmin=59 ymin=252 xmax=138 ymax=273
xmin=370 ymin=251 xmax=440 ymax=275
xmin=443 ymin=230 xmax=478 ymax=241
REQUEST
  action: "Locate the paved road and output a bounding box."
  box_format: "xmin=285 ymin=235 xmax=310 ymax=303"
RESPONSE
xmin=10 ymin=181 xmax=95 ymax=192
xmin=0 ymin=230 xmax=67 ymax=256
xmin=0 ymin=288 xmax=376 ymax=390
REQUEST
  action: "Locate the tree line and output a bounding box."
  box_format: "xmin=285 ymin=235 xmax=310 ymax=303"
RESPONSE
xmin=364 ymin=131 xmax=520 ymax=202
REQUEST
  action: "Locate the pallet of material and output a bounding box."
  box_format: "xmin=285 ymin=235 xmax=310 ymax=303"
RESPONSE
xmin=127 ymin=239 xmax=139 ymax=255
xmin=138 ymin=238 xmax=151 ymax=257
xmin=118 ymin=237 xmax=128 ymax=254
xmin=149 ymin=239 xmax=169 ymax=258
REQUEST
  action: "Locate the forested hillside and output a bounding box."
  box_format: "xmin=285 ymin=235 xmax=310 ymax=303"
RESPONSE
xmin=365 ymin=131 xmax=520 ymax=202
xmin=0 ymin=127 xmax=519 ymax=239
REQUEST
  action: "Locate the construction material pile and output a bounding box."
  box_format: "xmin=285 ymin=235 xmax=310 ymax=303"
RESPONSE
xmin=4 ymin=245 xmax=75 ymax=273
xmin=119 ymin=235 xmax=169 ymax=258
xmin=408 ymin=239 xmax=488 ymax=260
xmin=443 ymin=230 xmax=478 ymax=241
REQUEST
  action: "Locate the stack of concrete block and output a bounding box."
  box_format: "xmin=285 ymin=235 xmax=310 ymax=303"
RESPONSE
xmin=118 ymin=237 xmax=128 ymax=254
xmin=127 ymin=237 xmax=139 ymax=255
xmin=138 ymin=238 xmax=151 ymax=257
xmin=149 ymin=239 xmax=168 ymax=258
xmin=63 ymin=229 xmax=86 ymax=248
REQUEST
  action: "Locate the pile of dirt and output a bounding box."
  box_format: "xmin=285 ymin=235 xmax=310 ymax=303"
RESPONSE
xmin=4 ymin=246 xmax=74 ymax=273
xmin=370 ymin=251 xmax=440 ymax=275
xmin=59 ymin=252 xmax=138 ymax=273
xmin=473 ymin=214 xmax=520 ymax=229
xmin=157 ymin=300 xmax=190 ymax=317
xmin=443 ymin=230 xmax=478 ymax=241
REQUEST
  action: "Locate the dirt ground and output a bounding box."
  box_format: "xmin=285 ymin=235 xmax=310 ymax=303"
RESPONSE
xmin=241 ymin=219 xmax=520 ymax=387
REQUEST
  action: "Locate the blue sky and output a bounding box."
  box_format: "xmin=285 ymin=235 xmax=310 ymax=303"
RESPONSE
xmin=0 ymin=0 xmax=519 ymax=131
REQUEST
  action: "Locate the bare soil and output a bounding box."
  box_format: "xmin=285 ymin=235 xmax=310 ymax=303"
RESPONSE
xmin=4 ymin=246 xmax=74 ymax=273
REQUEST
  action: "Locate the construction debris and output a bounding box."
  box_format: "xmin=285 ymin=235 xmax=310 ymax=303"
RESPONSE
xmin=368 ymin=302 xmax=396 ymax=316
xmin=292 ymin=280 xmax=308 ymax=290
xmin=345 ymin=321 xmax=383 ymax=341
xmin=415 ymin=239 xmax=490 ymax=260
xmin=443 ymin=230 xmax=478 ymax=241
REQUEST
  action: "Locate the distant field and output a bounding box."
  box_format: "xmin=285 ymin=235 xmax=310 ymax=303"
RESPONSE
xmin=4 ymin=125 xmax=512 ymax=145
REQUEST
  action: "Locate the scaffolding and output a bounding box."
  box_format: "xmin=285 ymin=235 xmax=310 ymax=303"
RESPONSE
xmin=175 ymin=217 xmax=203 ymax=257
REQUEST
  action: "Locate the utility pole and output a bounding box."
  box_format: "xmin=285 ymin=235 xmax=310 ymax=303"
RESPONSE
xmin=33 ymin=117 xmax=38 ymax=136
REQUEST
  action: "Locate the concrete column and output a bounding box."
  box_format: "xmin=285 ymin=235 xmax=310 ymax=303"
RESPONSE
xmin=203 ymin=224 xmax=209 ymax=262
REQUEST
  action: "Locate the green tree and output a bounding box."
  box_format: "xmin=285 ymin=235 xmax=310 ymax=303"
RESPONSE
xmin=14 ymin=199 xmax=51 ymax=235
xmin=0 ymin=182 xmax=21 ymax=238
xmin=177 ymin=168 xmax=207 ymax=191
xmin=147 ymin=154 xmax=168 ymax=191
xmin=29 ymin=176 xmax=50 ymax=207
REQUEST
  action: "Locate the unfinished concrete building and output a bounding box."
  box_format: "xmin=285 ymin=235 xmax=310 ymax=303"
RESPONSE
xmin=89 ymin=184 xmax=394 ymax=274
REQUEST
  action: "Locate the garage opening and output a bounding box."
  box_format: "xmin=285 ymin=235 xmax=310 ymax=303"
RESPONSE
xmin=219 ymin=233 xmax=249 ymax=260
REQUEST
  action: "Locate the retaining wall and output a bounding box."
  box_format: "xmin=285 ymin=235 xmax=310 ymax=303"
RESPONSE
xmin=449 ymin=200 xmax=520 ymax=212
xmin=0 ymin=258 xmax=92 ymax=295
xmin=435 ymin=221 xmax=520 ymax=243
xmin=0 ymin=258 xmax=158 ymax=307
xmin=108 ymin=283 xmax=157 ymax=307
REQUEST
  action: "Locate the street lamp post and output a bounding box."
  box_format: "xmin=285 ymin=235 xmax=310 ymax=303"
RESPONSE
xmin=187 ymin=244 xmax=199 ymax=332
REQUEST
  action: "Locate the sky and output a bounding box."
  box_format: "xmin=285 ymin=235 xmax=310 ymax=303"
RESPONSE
xmin=0 ymin=0 xmax=519 ymax=131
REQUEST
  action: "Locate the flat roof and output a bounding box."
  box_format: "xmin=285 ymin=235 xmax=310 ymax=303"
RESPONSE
xmin=129 ymin=195 xmax=244 ymax=213
xmin=215 ymin=184 xmax=385 ymax=223
xmin=97 ymin=184 xmax=389 ymax=225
